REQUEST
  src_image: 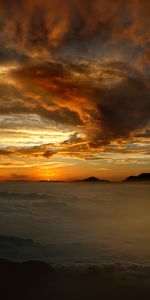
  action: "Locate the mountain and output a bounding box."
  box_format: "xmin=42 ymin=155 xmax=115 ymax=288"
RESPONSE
xmin=77 ymin=176 xmax=109 ymax=183
xmin=124 ymin=173 xmax=150 ymax=182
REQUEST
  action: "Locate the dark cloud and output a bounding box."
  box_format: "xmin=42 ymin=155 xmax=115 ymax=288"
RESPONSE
xmin=62 ymin=133 xmax=85 ymax=145
xmin=0 ymin=78 xmax=82 ymax=127
xmin=7 ymin=173 xmax=36 ymax=181
xmin=26 ymin=6 xmax=49 ymax=52
xmin=0 ymin=0 xmax=149 ymax=58
xmin=43 ymin=149 xmax=57 ymax=158
xmin=0 ymin=144 xmax=57 ymax=159
xmin=0 ymin=235 xmax=37 ymax=248
xmin=35 ymin=106 xmax=82 ymax=126
xmin=0 ymin=58 xmax=149 ymax=152
xmin=1 ymin=258 xmax=150 ymax=300
xmin=0 ymin=0 xmax=149 ymax=161
xmin=0 ymin=149 xmax=13 ymax=156
xmin=0 ymin=46 xmax=28 ymax=65
xmin=135 ymin=129 xmax=150 ymax=138
xmin=14 ymin=60 xmax=150 ymax=147
xmin=94 ymin=75 xmax=150 ymax=147
xmin=0 ymin=191 xmax=48 ymax=198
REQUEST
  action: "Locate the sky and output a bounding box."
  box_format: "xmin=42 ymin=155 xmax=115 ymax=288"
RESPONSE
xmin=0 ymin=0 xmax=149 ymax=181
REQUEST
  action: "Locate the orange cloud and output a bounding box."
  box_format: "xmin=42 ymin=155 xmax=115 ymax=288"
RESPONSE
xmin=0 ymin=0 xmax=149 ymax=180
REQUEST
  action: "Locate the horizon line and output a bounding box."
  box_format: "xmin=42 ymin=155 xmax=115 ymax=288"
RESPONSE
xmin=0 ymin=173 xmax=149 ymax=183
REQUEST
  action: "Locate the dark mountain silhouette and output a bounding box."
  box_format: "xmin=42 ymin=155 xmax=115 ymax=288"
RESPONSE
xmin=2 ymin=173 xmax=150 ymax=183
xmin=39 ymin=177 xmax=109 ymax=183
xmin=124 ymin=173 xmax=150 ymax=182
xmin=76 ymin=176 xmax=109 ymax=183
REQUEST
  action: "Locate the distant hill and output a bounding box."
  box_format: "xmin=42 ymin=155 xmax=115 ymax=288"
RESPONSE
xmin=124 ymin=173 xmax=150 ymax=182
xmin=77 ymin=176 xmax=109 ymax=183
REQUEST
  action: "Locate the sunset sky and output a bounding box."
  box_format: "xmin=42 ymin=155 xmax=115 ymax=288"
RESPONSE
xmin=0 ymin=0 xmax=149 ymax=181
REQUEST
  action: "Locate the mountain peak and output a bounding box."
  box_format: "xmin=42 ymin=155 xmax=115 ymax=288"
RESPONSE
xmin=124 ymin=173 xmax=150 ymax=182
xmin=78 ymin=176 xmax=108 ymax=182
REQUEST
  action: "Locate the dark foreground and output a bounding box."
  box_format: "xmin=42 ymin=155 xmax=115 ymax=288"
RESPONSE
xmin=0 ymin=259 xmax=150 ymax=300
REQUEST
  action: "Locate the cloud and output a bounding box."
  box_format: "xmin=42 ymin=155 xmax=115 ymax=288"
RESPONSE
xmin=0 ymin=59 xmax=149 ymax=160
xmin=0 ymin=0 xmax=149 ymax=165
xmin=1 ymin=257 xmax=150 ymax=300
xmin=0 ymin=149 xmax=13 ymax=156
xmin=0 ymin=235 xmax=38 ymax=248
xmin=0 ymin=190 xmax=49 ymax=198
xmin=0 ymin=143 xmax=57 ymax=159
xmin=135 ymin=129 xmax=150 ymax=138
xmin=10 ymin=60 xmax=150 ymax=149
xmin=6 ymin=173 xmax=36 ymax=181
xmin=93 ymin=73 xmax=150 ymax=147
xmin=0 ymin=0 xmax=149 ymax=67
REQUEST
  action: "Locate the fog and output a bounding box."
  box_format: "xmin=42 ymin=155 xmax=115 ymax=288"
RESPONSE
xmin=0 ymin=182 xmax=150 ymax=267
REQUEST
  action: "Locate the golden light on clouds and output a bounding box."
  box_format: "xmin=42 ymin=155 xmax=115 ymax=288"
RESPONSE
xmin=0 ymin=0 xmax=149 ymax=181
